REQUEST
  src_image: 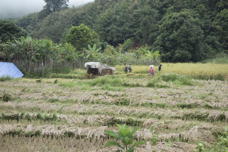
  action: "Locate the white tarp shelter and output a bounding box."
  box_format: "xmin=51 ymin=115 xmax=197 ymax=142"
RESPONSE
xmin=0 ymin=62 xmax=24 ymax=78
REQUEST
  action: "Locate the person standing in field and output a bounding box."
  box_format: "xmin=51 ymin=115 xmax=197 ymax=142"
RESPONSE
xmin=148 ymin=65 xmax=155 ymax=75
xmin=124 ymin=64 xmax=132 ymax=73
xmin=158 ymin=64 xmax=162 ymax=72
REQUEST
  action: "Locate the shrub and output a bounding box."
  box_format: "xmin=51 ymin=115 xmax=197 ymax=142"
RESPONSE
xmin=2 ymin=92 xmax=12 ymax=102
xmin=0 ymin=76 xmax=12 ymax=81
xmin=64 ymin=131 xmax=75 ymax=137
xmin=65 ymin=24 xmax=99 ymax=51
xmin=105 ymin=117 xmax=142 ymax=127
xmin=36 ymin=79 xmax=42 ymax=83
xmin=0 ymin=37 xmax=78 ymax=76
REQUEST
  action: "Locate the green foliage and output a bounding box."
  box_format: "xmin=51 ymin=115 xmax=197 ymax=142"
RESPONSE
xmin=105 ymin=125 xmax=144 ymax=152
xmin=85 ymin=44 xmax=102 ymax=60
xmin=87 ymin=76 xmax=123 ymax=87
xmin=0 ymin=37 xmax=78 ymax=75
xmin=36 ymin=79 xmax=42 ymax=83
xmin=146 ymin=76 xmax=169 ymax=88
xmin=105 ymin=118 xmax=142 ymax=127
xmin=120 ymin=39 xmax=134 ymax=52
xmin=213 ymin=9 xmax=228 ymax=50
xmin=16 ymin=0 xmax=227 ymax=62
xmin=151 ymin=135 xmax=158 ymax=145
xmin=161 ymin=73 xmax=193 ymax=85
xmin=191 ymin=74 xmax=225 ymax=81
xmin=1 ymin=92 xmax=12 ymax=102
xmin=65 ymin=24 xmax=99 ymax=52
xmin=0 ymin=20 xmax=27 ymax=43
xmin=146 ymin=73 xmax=193 ymax=88
xmin=155 ymin=10 xmax=206 ymax=62
xmin=41 ymin=0 xmax=69 ymax=17
xmin=202 ymin=53 xmax=228 ymax=64
xmin=0 ymin=113 xmax=59 ymax=122
xmin=197 ymin=128 xmax=228 ymax=152
xmin=0 ymin=76 xmax=12 ymax=81
xmin=181 ymin=112 xmax=227 ymax=122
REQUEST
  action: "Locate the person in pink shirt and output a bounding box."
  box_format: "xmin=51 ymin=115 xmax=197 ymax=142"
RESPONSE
xmin=148 ymin=65 xmax=155 ymax=75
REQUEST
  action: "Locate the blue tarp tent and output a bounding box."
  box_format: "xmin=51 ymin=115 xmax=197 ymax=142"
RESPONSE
xmin=0 ymin=62 xmax=24 ymax=78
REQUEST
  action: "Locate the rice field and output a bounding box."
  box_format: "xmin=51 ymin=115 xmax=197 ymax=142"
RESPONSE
xmin=0 ymin=63 xmax=228 ymax=152
xmin=116 ymin=63 xmax=228 ymax=80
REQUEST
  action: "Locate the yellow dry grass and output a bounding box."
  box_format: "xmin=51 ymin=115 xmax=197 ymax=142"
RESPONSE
xmin=116 ymin=63 xmax=228 ymax=80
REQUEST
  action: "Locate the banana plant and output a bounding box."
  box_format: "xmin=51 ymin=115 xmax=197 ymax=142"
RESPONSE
xmin=105 ymin=125 xmax=144 ymax=152
xmin=85 ymin=44 xmax=102 ymax=60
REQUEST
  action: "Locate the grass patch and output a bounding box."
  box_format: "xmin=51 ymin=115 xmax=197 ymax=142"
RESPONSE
xmin=146 ymin=75 xmax=169 ymax=88
xmin=202 ymin=53 xmax=228 ymax=64
xmin=161 ymin=73 xmax=193 ymax=85
xmin=146 ymin=73 xmax=193 ymax=88
xmin=191 ymin=74 xmax=225 ymax=81
xmin=87 ymin=76 xmax=123 ymax=87
xmin=59 ymin=81 xmax=77 ymax=88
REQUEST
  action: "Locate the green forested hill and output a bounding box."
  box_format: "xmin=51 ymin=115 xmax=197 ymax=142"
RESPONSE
xmin=17 ymin=0 xmax=227 ymax=62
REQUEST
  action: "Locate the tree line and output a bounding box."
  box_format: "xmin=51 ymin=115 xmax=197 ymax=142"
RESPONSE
xmin=0 ymin=0 xmax=227 ymax=73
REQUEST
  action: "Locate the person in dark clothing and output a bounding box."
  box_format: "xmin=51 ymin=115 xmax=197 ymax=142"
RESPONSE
xmin=124 ymin=64 xmax=128 ymax=73
xmin=124 ymin=64 xmax=132 ymax=73
xmin=158 ymin=64 xmax=162 ymax=71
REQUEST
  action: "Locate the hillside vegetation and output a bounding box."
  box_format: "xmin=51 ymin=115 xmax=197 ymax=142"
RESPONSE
xmin=17 ymin=0 xmax=228 ymax=62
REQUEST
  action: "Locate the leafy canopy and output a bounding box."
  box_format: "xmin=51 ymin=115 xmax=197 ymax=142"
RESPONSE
xmin=0 ymin=20 xmax=27 ymax=43
xmin=65 ymin=24 xmax=99 ymax=52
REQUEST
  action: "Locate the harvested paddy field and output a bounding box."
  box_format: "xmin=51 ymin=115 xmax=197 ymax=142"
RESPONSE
xmin=0 ymin=65 xmax=228 ymax=152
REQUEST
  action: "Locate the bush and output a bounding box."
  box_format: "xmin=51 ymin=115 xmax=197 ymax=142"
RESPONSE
xmin=65 ymin=24 xmax=99 ymax=51
xmin=0 ymin=76 xmax=12 ymax=81
xmin=2 ymin=92 xmax=12 ymax=102
xmin=0 ymin=37 xmax=79 ymax=76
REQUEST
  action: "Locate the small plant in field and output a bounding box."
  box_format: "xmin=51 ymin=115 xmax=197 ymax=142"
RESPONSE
xmin=105 ymin=118 xmax=142 ymax=127
xmin=54 ymin=79 xmax=58 ymax=84
xmin=64 ymin=131 xmax=75 ymax=137
xmin=2 ymin=92 xmax=12 ymax=102
xmin=105 ymin=125 xmax=144 ymax=152
xmin=151 ymin=135 xmax=158 ymax=145
xmin=196 ymin=142 xmax=205 ymax=152
xmin=36 ymin=79 xmax=42 ymax=83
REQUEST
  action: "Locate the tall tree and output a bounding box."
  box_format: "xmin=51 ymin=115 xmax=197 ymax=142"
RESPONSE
xmin=40 ymin=0 xmax=69 ymax=17
xmin=0 ymin=20 xmax=27 ymax=43
xmin=65 ymin=24 xmax=99 ymax=52
xmin=154 ymin=10 xmax=205 ymax=62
